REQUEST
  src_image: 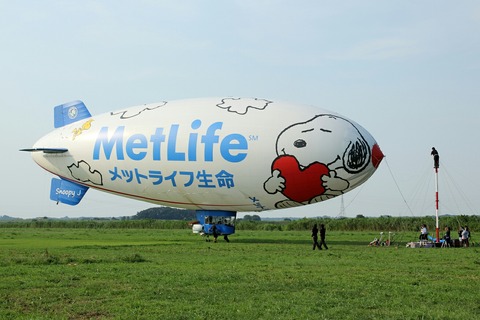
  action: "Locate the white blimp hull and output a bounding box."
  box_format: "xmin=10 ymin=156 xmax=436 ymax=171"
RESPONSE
xmin=25 ymin=97 xmax=383 ymax=212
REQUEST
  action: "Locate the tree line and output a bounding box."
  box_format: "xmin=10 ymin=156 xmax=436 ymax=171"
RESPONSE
xmin=1 ymin=215 xmax=478 ymax=232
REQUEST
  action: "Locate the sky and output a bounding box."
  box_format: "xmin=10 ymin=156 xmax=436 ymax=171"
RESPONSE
xmin=1 ymin=1 xmax=479 ymax=219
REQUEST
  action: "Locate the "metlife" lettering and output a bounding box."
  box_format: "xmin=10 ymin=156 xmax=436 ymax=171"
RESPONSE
xmin=92 ymin=120 xmax=248 ymax=163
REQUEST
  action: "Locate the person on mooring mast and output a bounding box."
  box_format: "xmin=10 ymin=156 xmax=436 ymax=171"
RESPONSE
xmin=431 ymin=147 xmax=440 ymax=169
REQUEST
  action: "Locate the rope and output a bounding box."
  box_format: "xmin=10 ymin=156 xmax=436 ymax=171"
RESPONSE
xmin=344 ymin=183 xmax=365 ymax=209
xmin=440 ymin=162 xmax=476 ymax=213
xmin=384 ymin=157 xmax=415 ymax=216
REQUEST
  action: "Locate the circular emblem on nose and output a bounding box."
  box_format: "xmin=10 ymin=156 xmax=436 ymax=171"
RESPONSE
xmin=68 ymin=106 xmax=78 ymax=119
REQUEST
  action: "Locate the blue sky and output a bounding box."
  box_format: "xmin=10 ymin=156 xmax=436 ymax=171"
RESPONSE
xmin=2 ymin=1 xmax=479 ymax=219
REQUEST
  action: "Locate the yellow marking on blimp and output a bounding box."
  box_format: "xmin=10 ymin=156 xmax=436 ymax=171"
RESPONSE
xmin=72 ymin=119 xmax=94 ymax=140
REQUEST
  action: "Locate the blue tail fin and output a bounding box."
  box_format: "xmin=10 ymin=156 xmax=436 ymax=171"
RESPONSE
xmin=54 ymin=100 xmax=91 ymax=128
xmin=50 ymin=178 xmax=89 ymax=205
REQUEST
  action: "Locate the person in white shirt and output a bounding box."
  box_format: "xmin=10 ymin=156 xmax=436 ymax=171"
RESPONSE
xmin=419 ymin=224 xmax=428 ymax=241
xmin=461 ymin=226 xmax=470 ymax=247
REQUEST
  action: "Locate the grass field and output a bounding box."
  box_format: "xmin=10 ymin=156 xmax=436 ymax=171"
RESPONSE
xmin=0 ymin=228 xmax=478 ymax=319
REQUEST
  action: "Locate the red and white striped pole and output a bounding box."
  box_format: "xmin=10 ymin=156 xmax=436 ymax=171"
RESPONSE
xmin=435 ymin=166 xmax=439 ymax=243
xmin=431 ymin=147 xmax=440 ymax=243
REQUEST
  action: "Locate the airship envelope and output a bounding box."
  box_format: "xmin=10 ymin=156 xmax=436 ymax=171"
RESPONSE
xmin=22 ymin=97 xmax=384 ymax=213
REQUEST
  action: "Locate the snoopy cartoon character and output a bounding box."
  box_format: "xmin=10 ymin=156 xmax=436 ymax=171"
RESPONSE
xmin=263 ymin=114 xmax=371 ymax=208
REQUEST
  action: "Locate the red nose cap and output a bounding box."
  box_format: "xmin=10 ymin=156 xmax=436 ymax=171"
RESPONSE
xmin=371 ymin=144 xmax=384 ymax=168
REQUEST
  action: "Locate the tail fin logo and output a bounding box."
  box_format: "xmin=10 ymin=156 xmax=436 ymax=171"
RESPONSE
xmin=68 ymin=106 xmax=78 ymax=119
xmin=54 ymin=100 xmax=91 ymax=128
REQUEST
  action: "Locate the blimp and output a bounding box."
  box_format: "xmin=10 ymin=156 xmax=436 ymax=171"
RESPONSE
xmin=21 ymin=97 xmax=384 ymax=238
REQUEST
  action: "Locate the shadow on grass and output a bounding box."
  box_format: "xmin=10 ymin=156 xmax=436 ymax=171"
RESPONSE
xmin=232 ymin=238 xmax=370 ymax=246
xmin=65 ymin=238 xmax=398 ymax=247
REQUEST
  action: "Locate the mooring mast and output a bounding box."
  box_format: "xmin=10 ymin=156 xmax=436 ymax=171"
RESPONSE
xmin=431 ymin=147 xmax=440 ymax=243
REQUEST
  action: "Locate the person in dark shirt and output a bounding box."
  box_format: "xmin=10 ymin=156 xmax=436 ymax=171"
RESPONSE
xmin=311 ymin=224 xmax=321 ymax=250
xmin=319 ymin=224 xmax=328 ymax=250
xmin=443 ymin=226 xmax=451 ymax=246
xmin=431 ymin=147 xmax=439 ymax=169
xmin=211 ymin=223 xmax=218 ymax=243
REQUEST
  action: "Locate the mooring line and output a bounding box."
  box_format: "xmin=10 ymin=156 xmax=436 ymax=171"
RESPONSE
xmin=384 ymin=157 xmax=415 ymax=216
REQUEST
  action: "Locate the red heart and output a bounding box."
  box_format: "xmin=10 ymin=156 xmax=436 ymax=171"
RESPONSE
xmin=272 ymin=155 xmax=329 ymax=203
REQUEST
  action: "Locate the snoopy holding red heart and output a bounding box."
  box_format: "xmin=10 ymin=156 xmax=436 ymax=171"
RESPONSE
xmin=263 ymin=114 xmax=372 ymax=209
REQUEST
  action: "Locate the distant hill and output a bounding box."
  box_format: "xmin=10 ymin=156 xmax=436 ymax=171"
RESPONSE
xmin=132 ymin=207 xmax=196 ymax=220
xmin=0 ymin=215 xmax=19 ymax=221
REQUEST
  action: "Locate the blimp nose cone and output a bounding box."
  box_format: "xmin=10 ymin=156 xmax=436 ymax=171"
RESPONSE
xmin=371 ymin=143 xmax=384 ymax=168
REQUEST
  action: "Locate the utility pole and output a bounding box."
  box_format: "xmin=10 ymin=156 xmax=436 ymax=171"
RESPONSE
xmin=339 ymin=194 xmax=345 ymax=218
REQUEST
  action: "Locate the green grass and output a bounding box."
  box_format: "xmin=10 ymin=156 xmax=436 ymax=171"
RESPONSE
xmin=0 ymin=229 xmax=478 ymax=319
